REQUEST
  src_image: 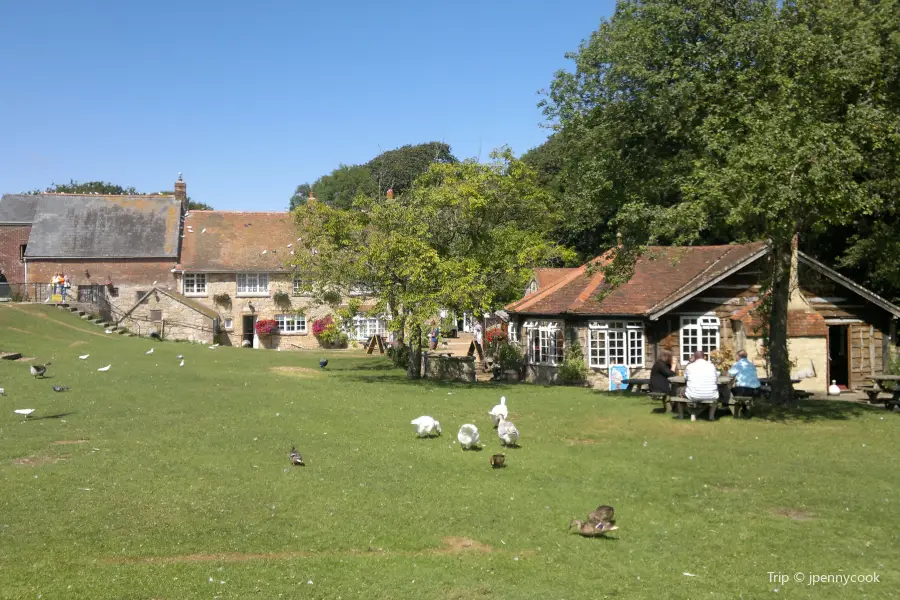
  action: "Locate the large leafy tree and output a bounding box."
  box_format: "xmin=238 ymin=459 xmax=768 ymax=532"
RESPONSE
xmin=543 ymin=0 xmax=899 ymax=403
xmin=291 ymin=142 xmax=458 ymax=210
xmin=290 ymin=148 xmax=572 ymax=378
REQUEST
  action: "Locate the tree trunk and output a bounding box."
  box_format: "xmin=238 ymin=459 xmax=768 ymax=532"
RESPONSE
xmin=407 ymin=324 xmax=422 ymax=379
xmin=768 ymin=240 xmax=793 ymax=405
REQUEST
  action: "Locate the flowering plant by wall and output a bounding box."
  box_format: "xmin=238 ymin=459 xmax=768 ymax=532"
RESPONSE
xmin=254 ymin=319 xmax=278 ymax=336
xmin=312 ymin=315 xmax=334 ymax=337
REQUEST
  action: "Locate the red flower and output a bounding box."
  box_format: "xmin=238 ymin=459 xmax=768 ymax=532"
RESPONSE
xmin=255 ymin=319 xmax=278 ymax=335
xmin=312 ymin=315 xmax=334 ymax=337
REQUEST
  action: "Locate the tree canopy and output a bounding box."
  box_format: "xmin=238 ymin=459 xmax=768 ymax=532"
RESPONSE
xmin=541 ymin=0 xmax=900 ymax=402
xmin=26 ymin=180 xmax=214 ymax=210
xmin=290 ymin=142 xmax=458 ymax=210
xmin=290 ymin=148 xmax=573 ymax=377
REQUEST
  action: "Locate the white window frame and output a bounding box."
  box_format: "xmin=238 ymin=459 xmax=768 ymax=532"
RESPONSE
xmin=352 ymin=315 xmax=386 ymax=341
xmin=589 ymin=321 xmax=644 ymax=368
xmin=275 ymin=314 xmax=307 ymax=334
xmin=680 ymin=314 xmax=720 ymax=364
xmin=292 ymin=277 xmax=307 ymax=296
xmin=236 ymin=273 xmax=269 ymax=297
xmin=508 ymin=319 xmax=519 ymax=344
xmin=223 ymin=317 xmax=234 ymax=331
xmin=349 ymin=285 xmax=373 ymax=297
xmin=183 ymin=273 xmax=207 ymax=296
xmin=524 ymin=320 xmax=563 ymax=366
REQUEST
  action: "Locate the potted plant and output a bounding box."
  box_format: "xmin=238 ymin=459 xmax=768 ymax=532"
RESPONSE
xmin=254 ymin=319 xmax=278 ymax=337
xmin=213 ymin=292 xmax=232 ymax=309
xmin=312 ymin=315 xmax=348 ymax=349
xmin=273 ymin=290 xmax=291 ymax=309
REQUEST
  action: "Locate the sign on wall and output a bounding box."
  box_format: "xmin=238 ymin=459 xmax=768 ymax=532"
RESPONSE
xmin=609 ymin=365 xmax=628 ymax=391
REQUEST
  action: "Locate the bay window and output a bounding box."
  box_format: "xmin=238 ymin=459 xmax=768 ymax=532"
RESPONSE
xmin=589 ymin=321 xmax=644 ymax=368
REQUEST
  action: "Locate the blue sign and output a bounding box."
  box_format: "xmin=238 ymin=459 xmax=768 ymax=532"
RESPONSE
xmin=609 ymin=365 xmax=628 ymax=391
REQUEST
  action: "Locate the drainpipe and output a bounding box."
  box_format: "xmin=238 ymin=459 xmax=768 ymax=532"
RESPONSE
xmin=23 ymin=256 xmax=27 ymax=299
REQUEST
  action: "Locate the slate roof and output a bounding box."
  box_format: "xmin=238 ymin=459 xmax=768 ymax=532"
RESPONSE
xmin=24 ymin=194 xmax=181 ymax=258
xmin=0 ymin=194 xmax=40 ymax=224
xmin=176 ymin=211 xmax=297 ymax=272
xmin=506 ymin=242 xmax=768 ymax=318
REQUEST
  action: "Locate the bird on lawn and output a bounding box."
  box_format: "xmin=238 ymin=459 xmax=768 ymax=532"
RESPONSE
xmin=52 ymin=385 xmax=69 ymax=392
xmin=145 ymin=348 xmax=154 ymax=355
xmin=319 ymin=358 xmax=328 ymax=370
xmin=176 ymin=355 xmax=184 ymax=360
xmin=568 ymin=519 xmax=618 ymax=537
xmin=457 ymin=424 xmax=480 ymax=450
xmin=30 ymin=362 xmax=51 ymax=378
xmin=289 ymin=445 xmax=305 ymax=466
xmin=489 ymin=453 xmax=506 ymax=468
xmin=14 ymin=409 xmax=35 ymax=419
xmin=411 ymin=416 xmax=441 ymax=437
xmin=179 ymin=359 xmax=185 ymax=367
xmin=97 ymin=365 xmax=111 ymax=372
xmin=497 ymin=415 xmax=519 ymax=447
xmin=489 ymin=396 xmax=508 ymax=427
xmin=149 ymin=331 xmax=162 ymax=341
xmin=588 ymin=505 xmax=615 ymax=526
xmin=78 ymin=354 xmax=89 ymax=360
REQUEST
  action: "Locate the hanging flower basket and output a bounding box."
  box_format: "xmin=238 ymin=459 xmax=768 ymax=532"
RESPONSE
xmin=254 ymin=319 xmax=278 ymax=336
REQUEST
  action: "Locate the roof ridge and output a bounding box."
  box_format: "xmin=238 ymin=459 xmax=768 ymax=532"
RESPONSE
xmin=506 ymin=264 xmax=588 ymax=312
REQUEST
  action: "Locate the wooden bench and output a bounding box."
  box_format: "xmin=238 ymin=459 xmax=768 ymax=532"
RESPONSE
xmin=669 ymin=397 xmax=717 ymax=421
xmin=728 ymin=395 xmax=754 ymax=418
xmin=648 ymin=392 xmax=669 ymax=412
xmin=792 ymin=390 xmax=814 ymax=400
xmin=858 ymin=386 xmax=882 ymax=404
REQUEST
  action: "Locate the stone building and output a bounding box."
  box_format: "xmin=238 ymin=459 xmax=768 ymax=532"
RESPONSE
xmin=118 ymin=287 xmax=219 ymax=344
xmin=171 ymin=210 xmax=335 ymax=349
xmin=17 ymin=176 xmax=187 ymax=315
xmin=506 ymin=240 xmax=900 ymax=393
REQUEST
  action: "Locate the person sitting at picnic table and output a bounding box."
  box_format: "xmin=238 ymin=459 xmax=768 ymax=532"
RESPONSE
xmin=728 ymin=350 xmax=761 ymax=397
xmin=679 ymin=349 xmax=720 ymax=421
xmin=650 ymin=349 xmax=676 ymax=395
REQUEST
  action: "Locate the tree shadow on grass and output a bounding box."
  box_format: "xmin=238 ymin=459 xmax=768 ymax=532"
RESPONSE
xmin=29 ymin=412 xmax=75 ymax=421
xmin=754 ymin=399 xmax=876 ymax=423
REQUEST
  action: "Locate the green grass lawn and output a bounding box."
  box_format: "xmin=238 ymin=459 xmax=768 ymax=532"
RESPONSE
xmin=0 ymin=304 xmax=897 ymax=599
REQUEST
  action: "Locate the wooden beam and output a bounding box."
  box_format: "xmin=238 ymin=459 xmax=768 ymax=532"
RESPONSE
xmin=870 ymin=325 xmax=876 ymax=377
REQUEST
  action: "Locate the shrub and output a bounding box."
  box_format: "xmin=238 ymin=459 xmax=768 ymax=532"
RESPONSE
xmin=313 ymin=315 xmax=347 ymax=347
xmin=497 ymin=342 xmax=523 ymax=372
xmin=557 ymin=344 xmax=589 ymax=383
xmin=312 ymin=315 xmax=334 ymax=337
xmin=387 ymin=343 xmax=410 ymax=369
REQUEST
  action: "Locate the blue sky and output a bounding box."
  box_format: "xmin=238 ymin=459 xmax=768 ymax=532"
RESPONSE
xmin=0 ymin=1 xmax=613 ymax=210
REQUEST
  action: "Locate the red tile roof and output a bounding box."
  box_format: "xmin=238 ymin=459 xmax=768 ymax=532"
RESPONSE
xmin=176 ymin=211 xmax=298 ymax=272
xmin=506 ymin=242 xmax=768 ymax=317
xmin=533 ymin=268 xmax=578 ymax=290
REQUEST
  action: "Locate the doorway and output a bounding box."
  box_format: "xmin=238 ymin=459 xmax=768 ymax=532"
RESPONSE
xmin=828 ymin=325 xmax=849 ymax=387
xmin=242 ymin=315 xmax=256 ymax=348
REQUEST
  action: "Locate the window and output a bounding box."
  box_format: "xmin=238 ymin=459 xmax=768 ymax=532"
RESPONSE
xmin=349 ymin=285 xmax=373 ymax=297
xmin=292 ymin=278 xmax=306 ymax=296
xmin=19 ymin=244 xmax=26 ymax=263
xmin=135 ymin=290 xmax=148 ymax=303
xmin=353 ymin=315 xmax=386 ymax=340
xmin=223 ymin=317 xmax=233 ymax=330
xmin=524 ymin=321 xmax=564 ymax=365
xmin=508 ymin=319 xmax=519 ymax=344
xmin=680 ymin=315 xmax=720 ymax=363
xmin=275 ymin=314 xmax=306 ymax=334
xmin=237 ymin=273 xmax=269 ymax=295
xmin=526 ymin=280 xmax=538 ymax=295
xmin=183 ymin=273 xmax=207 ymax=295
xmin=149 ymin=310 xmax=162 ymax=321
xmin=589 ymin=321 xmax=644 ymax=368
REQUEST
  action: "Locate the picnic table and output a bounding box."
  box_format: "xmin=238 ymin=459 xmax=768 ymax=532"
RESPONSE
xmin=862 ymin=375 xmax=900 ymax=409
xmin=622 ymin=378 xmax=651 ymax=393
xmin=667 ymin=375 xmax=735 ymax=420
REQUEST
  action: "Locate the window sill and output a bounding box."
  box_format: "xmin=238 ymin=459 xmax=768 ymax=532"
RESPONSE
xmin=276 ymin=331 xmax=308 ymax=336
xmin=184 ymin=292 xmax=208 ymax=298
xmin=236 ymin=292 xmax=270 ymax=298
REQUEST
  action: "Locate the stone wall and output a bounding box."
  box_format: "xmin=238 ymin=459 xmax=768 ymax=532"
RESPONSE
xmin=174 ymin=272 xmax=335 ymax=350
xmin=423 ymin=353 xmax=476 ymax=383
xmin=744 ymin=335 xmax=827 ymax=393
xmin=119 ymin=289 xmax=216 ymax=344
xmin=0 ymin=224 xmax=30 ymax=283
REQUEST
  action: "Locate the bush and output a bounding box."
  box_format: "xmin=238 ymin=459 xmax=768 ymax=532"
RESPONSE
xmin=497 ymin=342 xmax=523 ymax=372
xmin=557 ymin=344 xmax=589 ymax=383
xmin=312 ymin=315 xmax=347 ymax=347
xmin=387 ymin=343 xmax=410 ymax=369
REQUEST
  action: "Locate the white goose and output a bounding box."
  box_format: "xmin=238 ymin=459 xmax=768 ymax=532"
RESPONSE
xmin=457 ymin=424 xmax=480 ymax=450
xmin=497 ymin=415 xmax=519 ymax=447
xmin=489 ymin=396 xmax=508 ymax=427
xmin=410 ymin=416 xmax=441 ymax=438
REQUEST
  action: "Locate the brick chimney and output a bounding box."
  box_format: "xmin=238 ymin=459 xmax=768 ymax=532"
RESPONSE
xmin=174 ymin=173 xmax=187 ymax=212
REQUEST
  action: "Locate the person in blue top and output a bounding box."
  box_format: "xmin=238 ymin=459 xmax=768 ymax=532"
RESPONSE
xmin=728 ymin=350 xmax=761 ymax=396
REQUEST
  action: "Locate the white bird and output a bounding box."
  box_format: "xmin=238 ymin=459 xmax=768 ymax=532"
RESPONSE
xmin=14 ymin=409 xmax=35 ymax=417
xmin=261 ymin=250 xmax=267 ymax=255
xmin=457 ymin=424 xmax=480 ymax=450
xmin=176 ymin=354 xmax=184 ymax=359
xmin=78 ymin=354 xmax=90 ymax=360
xmin=201 ymin=228 xmax=207 ymax=233
xmin=145 ymin=348 xmax=154 ymax=355
xmin=97 ymin=365 xmax=111 ymax=372
xmin=287 ymin=243 xmax=292 ymax=248
xmin=105 ymin=329 xmax=112 ymax=334
xmin=180 ymin=359 xmax=185 ymax=367
xmin=152 ymin=280 xmax=157 ymax=285
xmin=410 ymin=416 xmax=441 ymax=438
xmin=828 ymin=380 xmax=841 ymax=395
xmin=497 ymin=415 xmax=519 ymax=447
xmin=489 ymin=396 xmax=509 ymax=427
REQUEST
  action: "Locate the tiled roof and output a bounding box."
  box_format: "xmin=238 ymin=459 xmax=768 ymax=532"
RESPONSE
xmin=506 ymin=242 xmax=768 ymax=317
xmin=0 ymin=194 xmax=39 ymax=224
xmin=177 ymin=211 xmax=298 ymax=272
xmin=731 ymin=299 xmax=827 ymax=337
xmin=533 ymin=268 xmax=578 ymax=290
xmin=25 ymin=194 xmax=181 ymax=258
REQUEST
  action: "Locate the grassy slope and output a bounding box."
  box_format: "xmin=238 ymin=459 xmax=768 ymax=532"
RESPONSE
xmin=0 ymin=304 xmax=897 ymax=599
